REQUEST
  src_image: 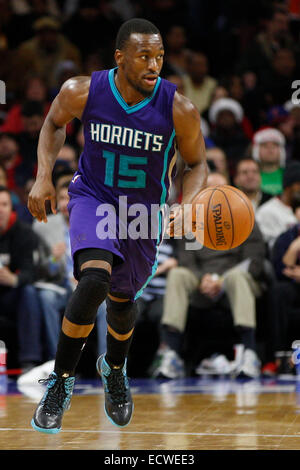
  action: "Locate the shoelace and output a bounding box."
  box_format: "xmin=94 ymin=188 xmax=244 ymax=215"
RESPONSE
xmin=38 ymin=375 xmax=70 ymax=415
xmin=106 ymin=369 xmax=129 ymax=404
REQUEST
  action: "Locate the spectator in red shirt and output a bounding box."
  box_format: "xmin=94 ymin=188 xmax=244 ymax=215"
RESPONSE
xmin=0 ymin=76 xmax=49 ymax=135
xmin=0 ymin=133 xmax=33 ymax=195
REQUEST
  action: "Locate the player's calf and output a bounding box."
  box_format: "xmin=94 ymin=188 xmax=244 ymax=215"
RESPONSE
xmin=97 ymin=297 xmax=137 ymax=426
xmin=31 ymin=267 xmax=111 ymax=433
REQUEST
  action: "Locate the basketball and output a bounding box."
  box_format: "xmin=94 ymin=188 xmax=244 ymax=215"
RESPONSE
xmin=192 ymin=185 xmax=255 ymax=250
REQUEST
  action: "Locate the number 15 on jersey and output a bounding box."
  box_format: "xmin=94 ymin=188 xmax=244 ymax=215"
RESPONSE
xmin=102 ymin=150 xmax=148 ymax=188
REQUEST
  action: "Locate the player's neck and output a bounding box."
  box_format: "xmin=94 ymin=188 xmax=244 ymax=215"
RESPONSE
xmin=114 ymin=70 xmax=147 ymax=107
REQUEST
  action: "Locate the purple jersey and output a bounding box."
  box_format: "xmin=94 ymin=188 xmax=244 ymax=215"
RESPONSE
xmin=68 ymin=68 xmax=177 ymax=300
xmin=77 ymin=68 xmax=177 ymax=208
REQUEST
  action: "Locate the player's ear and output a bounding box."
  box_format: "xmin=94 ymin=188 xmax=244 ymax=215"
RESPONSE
xmin=114 ymin=49 xmax=124 ymax=67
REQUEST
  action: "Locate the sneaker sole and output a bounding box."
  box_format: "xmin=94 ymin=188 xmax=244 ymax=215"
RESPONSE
xmin=96 ymin=356 xmax=134 ymax=428
xmin=31 ymin=418 xmax=61 ymax=434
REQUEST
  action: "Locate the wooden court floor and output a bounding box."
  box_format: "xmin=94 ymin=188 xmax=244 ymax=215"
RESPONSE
xmin=1 ymin=378 xmax=300 ymax=450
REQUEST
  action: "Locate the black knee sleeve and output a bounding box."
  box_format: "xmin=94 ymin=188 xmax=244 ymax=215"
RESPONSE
xmin=106 ymin=297 xmax=138 ymax=334
xmin=65 ymin=268 xmax=110 ymax=325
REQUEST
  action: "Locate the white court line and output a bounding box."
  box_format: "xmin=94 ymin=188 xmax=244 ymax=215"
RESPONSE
xmin=0 ymin=428 xmax=299 ymax=439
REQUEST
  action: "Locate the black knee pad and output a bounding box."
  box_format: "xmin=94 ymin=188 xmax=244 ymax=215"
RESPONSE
xmin=106 ymin=297 xmax=138 ymax=334
xmin=65 ymin=268 xmax=110 ymax=325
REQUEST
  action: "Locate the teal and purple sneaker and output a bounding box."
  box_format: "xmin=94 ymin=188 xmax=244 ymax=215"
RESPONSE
xmin=96 ymin=354 xmax=133 ymax=427
xmin=31 ymin=372 xmax=75 ymax=434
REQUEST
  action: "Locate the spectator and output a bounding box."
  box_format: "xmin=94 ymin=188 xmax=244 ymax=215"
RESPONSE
xmin=33 ymin=181 xmax=107 ymax=362
xmin=142 ymin=0 xmax=186 ymax=36
xmin=14 ymin=177 xmax=34 ymax=225
xmin=53 ymin=168 xmax=74 ymax=193
xmin=56 ymin=144 xmax=78 ymax=173
xmin=234 ymin=158 xmax=272 ymax=211
xmin=132 ymin=238 xmax=178 ymax=376
xmin=82 ymin=51 xmax=106 ymax=76
xmin=32 ymin=182 xmax=75 ymax=363
xmin=206 ymin=147 xmax=230 ymax=181
xmin=272 ymin=193 xmax=300 ymax=281
xmin=0 ymin=76 xmax=49 ymax=134
xmin=63 ymin=0 xmax=122 ymax=57
xmin=251 ymin=127 xmax=286 ymax=196
xmin=264 ymin=194 xmax=300 ymax=376
xmin=0 ymin=0 xmax=39 ymax=50
xmin=237 ymin=6 xmax=293 ymax=76
xmin=262 ymin=48 xmax=297 ymax=107
xmin=208 ymin=98 xmax=250 ymax=174
xmin=281 ymin=101 xmax=300 ymax=162
xmin=182 ymin=51 xmax=217 ymax=115
xmin=219 ymin=74 xmax=260 ymax=133
xmin=49 ymin=60 xmax=80 ymax=100
xmin=256 ymin=161 xmax=300 ymax=250
xmin=210 ymin=86 xmax=229 ymax=103
xmin=163 ymin=25 xmax=189 ymax=77
xmin=0 ymin=161 xmax=22 ymax=208
xmin=13 ymin=16 xmax=81 ymax=90
xmin=17 ymin=100 xmax=45 ymax=168
xmin=0 ymin=133 xmax=34 ymax=194
xmin=33 ymin=182 xmax=74 ymax=290
xmin=0 ymin=164 xmax=6 ymax=187
xmin=0 ymin=186 xmax=39 ymax=370
xmin=165 ymin=74 xmax=185 ymax=96
xmin=151 ymin=172 xmax=266 ymax=379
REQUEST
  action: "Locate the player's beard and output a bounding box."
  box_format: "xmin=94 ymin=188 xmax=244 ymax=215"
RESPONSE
xmin=126 ymin=73 xmax=154 ymax=98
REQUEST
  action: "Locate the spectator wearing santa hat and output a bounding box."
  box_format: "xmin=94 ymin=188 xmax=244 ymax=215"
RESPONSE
xmin=208 ymin=98 xmax=250 ymax=177
xmin=252 ymin=127 xmax=286 ymax=196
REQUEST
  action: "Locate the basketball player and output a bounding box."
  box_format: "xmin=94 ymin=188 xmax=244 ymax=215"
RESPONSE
xmin=28 ymin=18 xmax=207 ymax=433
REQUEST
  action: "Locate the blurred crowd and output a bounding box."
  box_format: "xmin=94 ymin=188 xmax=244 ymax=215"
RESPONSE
xmin=0 ymin=0 xmax=300 ymax=381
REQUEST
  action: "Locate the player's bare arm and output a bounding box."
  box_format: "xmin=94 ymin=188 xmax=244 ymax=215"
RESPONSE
xmin=168 ymin=92 xmax=208 ymax=235
xmin=173 ymin=91 xmax=208 ymax=204
xmin=27 ymin=76 xmax=90 ymax=223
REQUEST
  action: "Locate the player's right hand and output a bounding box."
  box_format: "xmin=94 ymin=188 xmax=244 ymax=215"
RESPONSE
xmin=27 ymin=178 xmax=57 ymax=223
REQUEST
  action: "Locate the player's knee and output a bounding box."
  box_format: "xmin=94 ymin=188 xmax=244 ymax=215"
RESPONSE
xmin=106 ymin=297 xmax=138 ymax=334
xmin=65 ymin=267 xmax=111 ymax=325
xmin=79 ymin=267 xmax=111 ymax=303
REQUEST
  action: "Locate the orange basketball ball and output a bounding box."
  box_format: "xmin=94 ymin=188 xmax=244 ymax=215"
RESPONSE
xmin=192 ymin=185 xmax=255 ymax=250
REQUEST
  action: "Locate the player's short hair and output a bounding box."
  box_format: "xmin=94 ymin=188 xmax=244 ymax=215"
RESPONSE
xmin=115 ymin=18 xmax=160 ymax=50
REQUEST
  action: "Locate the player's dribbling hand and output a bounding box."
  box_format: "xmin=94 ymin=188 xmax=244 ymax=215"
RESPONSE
xmin=166 ymin=205 xmax=182 ymax=237
xmin=27 ymin=178 xmax=57 ymax=223
xmin=166 ymin=204 xmax=194 ymax=237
